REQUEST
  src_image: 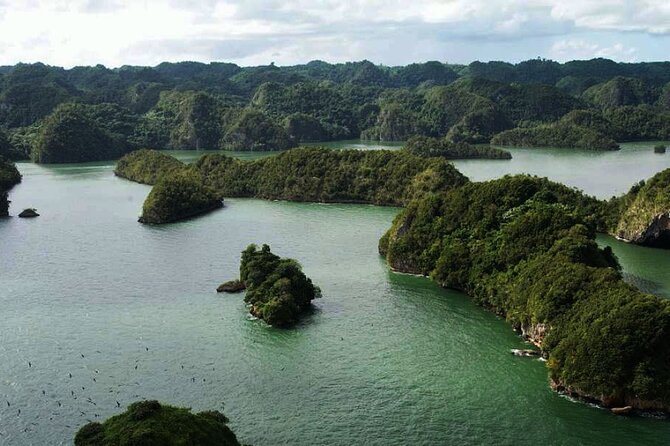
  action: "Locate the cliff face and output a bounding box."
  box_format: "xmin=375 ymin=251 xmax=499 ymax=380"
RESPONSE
xmin=617 ymin=211 xmax=670 ymax=247
xmin=614 ymin=169 xmax=670 ymax=248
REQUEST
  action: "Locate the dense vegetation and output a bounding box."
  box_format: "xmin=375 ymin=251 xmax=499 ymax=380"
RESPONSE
xmin=4 ymin=58 xmax=670 ymax=161
xmin=238 ymin=244 xmax=320 ymax=327
xmin=117 ymin=147 xmax=468 ymax=207
xmin=0 ymin=157 xmax=21 ymax=216
xmin=139 ymin=170 xmax=223 ymax=224
xmin=612 ymin=169 xmax=670 ymax=247
xmin=404 ymin=136 xmax=511 ymax=159
xmin=32 ymin=103 xmax=134 ymax=163
xmin=379 ymin=175 xmax=670 ymax=412
xmin=114 ymin=149 xmax=184 ymax=184
xmin=491 ymin=122 xmax=619 ymax=150
xmin=74 ymin=400 xmax=241 ymax=446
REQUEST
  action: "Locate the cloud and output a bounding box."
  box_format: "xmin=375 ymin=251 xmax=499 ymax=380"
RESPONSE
xmin=549 ymin=38 xmax=638 ymax=62
xmin=0 ymin=1 xmax=667 ymax=67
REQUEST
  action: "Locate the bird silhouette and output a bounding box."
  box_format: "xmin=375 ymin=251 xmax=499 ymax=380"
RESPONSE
xmin=116 ymin=401 xmax=120 ymax=408
xmin=28 ymin=362 xmax=32 ymax=367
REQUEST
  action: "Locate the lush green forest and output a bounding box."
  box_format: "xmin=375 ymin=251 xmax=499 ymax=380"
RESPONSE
xmin=139 ymin=170 xmax=223 ymax=224
xmin=74 ymin=400 xmax=241 ymax=446
xmin=379 ymin=175 xmax=670 ymax=412
xmin=239 ymin=244 xmax=320 ymax=327
xmin=404 ymin=136 xmax=512 ymax=159
xmin=0 ymin=157 xmax=21 ymax=216
xmin=3 ymin=58 xmax=670 ymax=161
xmin=117 ymin=148 xmax=468 ymax=207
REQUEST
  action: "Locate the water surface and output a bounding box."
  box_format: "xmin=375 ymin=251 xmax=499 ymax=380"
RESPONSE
xmin=2 ymin=142 xmax=670 ymax=445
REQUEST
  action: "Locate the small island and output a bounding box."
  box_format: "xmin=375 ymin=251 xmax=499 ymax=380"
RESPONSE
xmin=235 ymin=244 xmax=320 ymax=327
xmin=139 ymin=171 xmax=223 ymax=224
xmin=74 ymin=400 xmax=242 ymax=446
xmin=114 ymin=149 xmax=185 ymax=184
xmin=403 ymin=136 xmax=512 ymax=159
xmin=491 ymin=122 xmax=619 ymax=150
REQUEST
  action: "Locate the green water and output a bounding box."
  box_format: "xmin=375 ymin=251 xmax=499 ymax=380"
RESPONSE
xmin=2 ymin=143 xmax=670 ymax=445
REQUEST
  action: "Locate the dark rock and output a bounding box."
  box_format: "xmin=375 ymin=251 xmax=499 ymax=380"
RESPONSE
xmin=217 ymin=280 xmax=246 ymax=293
xmin=18 ymin=208 xmax=39 ymax=218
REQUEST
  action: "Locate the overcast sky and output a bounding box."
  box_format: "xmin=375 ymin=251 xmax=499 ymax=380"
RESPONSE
xmin=0 ymin=0 xmax=669 ymax=68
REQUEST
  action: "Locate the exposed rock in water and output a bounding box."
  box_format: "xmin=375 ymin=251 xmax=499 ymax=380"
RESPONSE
xmin=611 ymin=406 xmax=633 ymax=415
xmin=18 ymin=208 xmax=39 ymax=218
xmin=510 ymin=349 xmax=540 ymax=357
xmin=217 ymin=280 xmax=246 ymax=293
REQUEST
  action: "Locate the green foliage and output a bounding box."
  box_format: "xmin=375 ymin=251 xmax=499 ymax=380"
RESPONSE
xmin=582 ymin=77 xmax=658 ymax=109
xmin=603 ymin=105 xmax=670 ymax=141
xmin=74 ymin=400 xmax=241 ymax=446
xmin=135 ymin=90 xmax=232 ymax=150
xmin=252 ymin=81 xmax=364 ymax=139
xmin=191 ymin=147 xmax=468 ymax=206
xmin=139 ymin=170 xmax=222 ymax=224
xmin=655 ymin=144 xmax=667 ymax=154
xmin=5 ymin=59 xmax=670 ymax=162
xmin=240 ymin=244 xmax=320 ymax=327
xmin=380 ymin=174 xmax=670 ymax=409
xmin=491 ymin=122 xmax=619 ymax=150
xmin=222 ymin=108 xmax=295 ymax=151
xmin=115 ymin=149 xmax=185 ymax=184
xmin=32 ymin=103 xmax=132 ymax=163
xmin=446 ymin=106 xmax=513 ymax=143
xmin=0 ymin=157 xmax=21 ymax=217
xmin=119 ymin=147 xmax=467 ymax=207
xmin=0 ymin=157 xmax=21 ymax=191
xmin=404 ymin=136 xmax=511 ymax=159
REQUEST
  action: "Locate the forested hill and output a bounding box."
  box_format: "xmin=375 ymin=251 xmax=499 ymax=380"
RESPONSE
xmin=3 ymin=58 xmax=670 ymax=162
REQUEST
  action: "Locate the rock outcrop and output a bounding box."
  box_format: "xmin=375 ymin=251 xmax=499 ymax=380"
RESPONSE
xmin=614 ymin=169 xmax=670 ymax=248
xmin=18 ymin=208 xmax=39 ymax=218
xmin=217 ymin=280 xmax=246 ymax=293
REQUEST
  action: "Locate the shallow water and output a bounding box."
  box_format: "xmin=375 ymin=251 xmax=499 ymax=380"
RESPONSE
xmin=1 ymin=142 xmax=670 ymax=445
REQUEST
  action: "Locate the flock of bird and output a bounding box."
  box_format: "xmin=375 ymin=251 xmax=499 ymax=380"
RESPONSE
xmin=0 ymin=346 xmax=220 ymax=439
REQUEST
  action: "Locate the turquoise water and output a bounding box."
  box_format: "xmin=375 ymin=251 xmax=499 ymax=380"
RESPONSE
xmin=1 ymin=142 xmax=670 ymax=445
xmin=454 ymin=141 xmax=670 ymax=199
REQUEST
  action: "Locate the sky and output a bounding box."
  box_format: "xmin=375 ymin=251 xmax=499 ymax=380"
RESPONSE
xmin=0 ymin=0 xmax=669 ymax=68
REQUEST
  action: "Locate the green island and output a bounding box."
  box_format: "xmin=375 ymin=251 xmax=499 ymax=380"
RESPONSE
xmin=116 ymin=147 xmax=468 ymax=212
xmin=238 ymin=244 xmax=320 ymax=327
xmin=403 ymin=136 xmax=512 ymax=159
xmin=3 ymin=59 xmax=670 ymax=162
xmin=379 ymin=174 xmax=670 ymax=413
xmin=0 ymin=157 xmax=22 ymax=217
xmin=114 ymin=149 xmax=184 ymax=184
xmin=138 ymin=170 xmax=223 ymax=224
xmin=74 ymin=400 xmax=242 ymax=446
